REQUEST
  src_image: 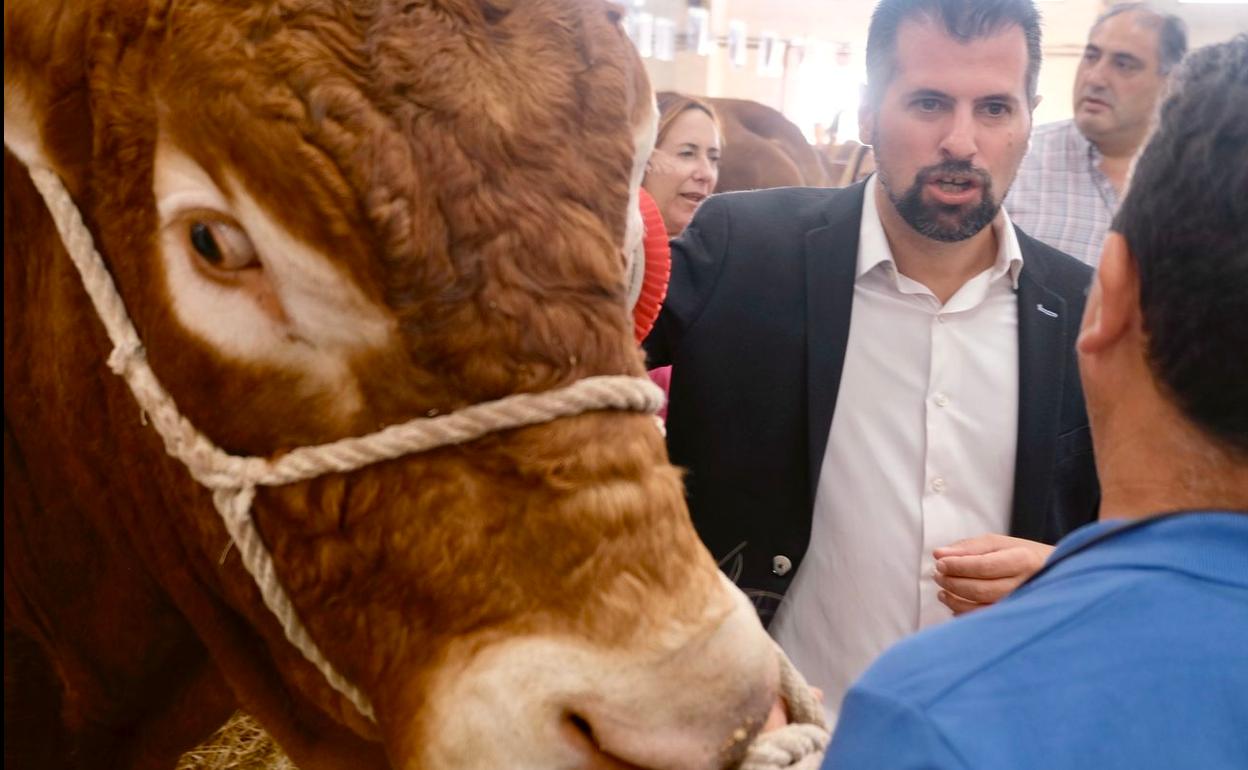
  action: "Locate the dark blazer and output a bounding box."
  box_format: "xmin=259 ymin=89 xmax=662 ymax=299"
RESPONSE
xmin=644 ymin=182 xmax=1100 ymax=624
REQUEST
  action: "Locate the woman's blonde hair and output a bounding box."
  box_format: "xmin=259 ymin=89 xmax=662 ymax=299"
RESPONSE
xmin=655 ymin=92 xmax=723 ymax=148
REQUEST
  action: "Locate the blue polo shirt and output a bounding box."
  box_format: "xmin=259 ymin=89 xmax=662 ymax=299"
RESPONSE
xmin=822 ymin=512 xmax=1248 ymax=770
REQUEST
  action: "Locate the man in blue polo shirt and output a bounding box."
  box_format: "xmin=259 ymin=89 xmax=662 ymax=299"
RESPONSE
xmin=822 ymin=34 xmax=1248 ymax=770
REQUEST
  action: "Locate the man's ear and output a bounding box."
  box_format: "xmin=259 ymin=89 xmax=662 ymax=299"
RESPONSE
xmin=1031 ymin=93 xmax=1043 ymax=112
xmin=1077 ymin=232 xmax=1140 ymax=356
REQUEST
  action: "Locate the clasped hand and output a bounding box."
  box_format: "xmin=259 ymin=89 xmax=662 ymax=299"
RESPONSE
xmin=933 ymin=534 xmax=1055 ymax=615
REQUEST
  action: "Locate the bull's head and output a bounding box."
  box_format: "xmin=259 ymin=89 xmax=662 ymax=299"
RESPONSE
xmin=3 ymin=1 xmax=778 ymax=768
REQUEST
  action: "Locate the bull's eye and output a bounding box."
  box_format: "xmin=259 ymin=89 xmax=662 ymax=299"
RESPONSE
xmin=186 ymin=219 xmax=258 ymax=271
xmin=189 ymin=222 xmax=222 ymax=263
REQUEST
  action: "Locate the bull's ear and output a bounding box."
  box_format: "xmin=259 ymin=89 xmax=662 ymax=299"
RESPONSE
xmin=4 ymin=0 xmax=95 ymax=185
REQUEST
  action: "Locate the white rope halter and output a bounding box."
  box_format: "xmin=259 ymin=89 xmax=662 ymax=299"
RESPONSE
xmin=18 ymin=157 xmax=827 ymax=767
xmin=742 ymin=645 xmax=830 ymax=769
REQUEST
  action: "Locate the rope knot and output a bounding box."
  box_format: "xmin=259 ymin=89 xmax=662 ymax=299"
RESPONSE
xmin=107 ymin=341 xmax=146 ymax=376
xmin=741 ymin=723 xmax=830 ymax=770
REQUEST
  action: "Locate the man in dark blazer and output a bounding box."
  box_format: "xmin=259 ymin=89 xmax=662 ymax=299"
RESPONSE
xmin=644 ymin=0 xmax=1099 ymax=721
xmin=645 ymin=182 xmax=1098 ymax=607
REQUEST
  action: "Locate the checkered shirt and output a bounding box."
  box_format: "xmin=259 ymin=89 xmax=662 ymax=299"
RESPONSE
xmin=1005 ymin=120 xmax=1119 ymax=266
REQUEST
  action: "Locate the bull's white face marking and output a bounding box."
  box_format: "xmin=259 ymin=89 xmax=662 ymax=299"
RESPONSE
xmin=622 ymin=96 xmax=659 ymax=311
xmin=420 ymin=575 xmax=778 ymax=770
xmin=153 ymin=140 xmax=395 ymax=414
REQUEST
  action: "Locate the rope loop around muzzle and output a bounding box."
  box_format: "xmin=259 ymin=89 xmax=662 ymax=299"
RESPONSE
xmin=742 ymin=645 xmax=830 ymax=769
xmin=19 ymin=157 xmax=829 ymax=768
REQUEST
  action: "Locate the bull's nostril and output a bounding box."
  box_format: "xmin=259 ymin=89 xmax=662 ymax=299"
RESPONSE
xmin=567 ymin=711 xmax=595 ymax=743
xmin=560 ymin=711 xmax=644 ymax=770
xmin=560 ymin=710 xmax=612 ymax=765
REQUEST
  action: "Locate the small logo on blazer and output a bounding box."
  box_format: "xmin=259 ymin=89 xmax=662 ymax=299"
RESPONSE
xmin=1036 ymin=303 xmax=1059 ymax=318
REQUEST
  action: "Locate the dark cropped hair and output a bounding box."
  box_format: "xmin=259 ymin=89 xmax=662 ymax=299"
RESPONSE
xmin=865 ymin=0 xmax=1042 ymax=108
xmin=1111 ymin=35 xmax=1248 ymax=455
xmin=1094 ymin=3 xmax=1188 ymax=75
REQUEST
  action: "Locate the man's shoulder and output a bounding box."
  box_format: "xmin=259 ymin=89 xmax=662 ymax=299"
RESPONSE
xmin=701 ymin=184 xmax=859 ymax=228
xmin=851 ymin=567 xmax=1113 ymax=709
xmin=1016 ymin=227 xmax=1095 ymax=295
xmin=1016 ymin=120 xmax=1084 ymax=175
xmin=834 ymin=573 xmax=1240 ymax=768
xmin=848 ymin=607 xmax=1032 ymax=708
xmin=1030 ymin=119 xmax=1079 ymax=144
xmin=835 ymin=524 xmax=1248 ymax=768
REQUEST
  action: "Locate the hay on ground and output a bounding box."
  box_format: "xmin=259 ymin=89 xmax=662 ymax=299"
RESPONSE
xmin=176 ymin=712 xmax=296 ymax=770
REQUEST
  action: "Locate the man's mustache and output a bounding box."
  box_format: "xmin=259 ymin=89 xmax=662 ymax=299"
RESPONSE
xmin=1079 ymin=87 xmax=1115 ymax=107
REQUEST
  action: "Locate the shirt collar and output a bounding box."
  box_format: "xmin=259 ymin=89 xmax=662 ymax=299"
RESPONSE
xmin=858 ymin=173 xmax=1024 ymax=290
xmin=1072 ymin=121 xmax=1121 ymax=211
xmin=1030 ymin=511 xmax=1248 ymax=590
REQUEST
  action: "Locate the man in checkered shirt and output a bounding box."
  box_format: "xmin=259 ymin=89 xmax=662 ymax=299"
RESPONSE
xmin=1006 ymin=3 xmax=1186 ymax=266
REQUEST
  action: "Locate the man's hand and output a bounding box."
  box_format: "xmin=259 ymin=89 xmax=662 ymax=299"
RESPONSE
xmin=933 ymin=534 xmax=1054 ymax=615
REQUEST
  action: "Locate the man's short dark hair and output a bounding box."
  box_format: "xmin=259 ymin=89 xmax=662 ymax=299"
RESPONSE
xmin=1111 ymin=35 xmax=1248 ymax=455
xmin=1094 ymin=3 xmax=1189 ymax=74
xmin=864 ymin=0 xmax=1042 ymax=108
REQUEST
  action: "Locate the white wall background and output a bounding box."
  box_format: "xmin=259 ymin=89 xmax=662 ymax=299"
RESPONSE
xmin=632 ymin=0 xmax=1248 ymax=143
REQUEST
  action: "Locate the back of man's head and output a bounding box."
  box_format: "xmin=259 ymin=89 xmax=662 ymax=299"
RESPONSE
xmin=865 ymin=0 xmax=1042 ymax=108
xmin=1094 ymin=3 xmax=1188 ymax=74
xmin=1111 ymin=34 xmax=1248 ymax=456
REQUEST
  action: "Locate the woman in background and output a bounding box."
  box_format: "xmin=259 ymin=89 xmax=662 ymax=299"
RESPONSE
xmin=641 ymin=93 xmax=723 ymax=418
xmin=643 ymin=93 xmax=723 ymax=237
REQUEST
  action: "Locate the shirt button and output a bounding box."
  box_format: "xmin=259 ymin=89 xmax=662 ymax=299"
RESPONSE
xmin=936 ymin=314 xmax=947 ymax=324
xmin=934 ymin=393 xmax=949 ymax=407
xmin=772 ymin=555 xmax=793 ymax=576
xmin=931 ymin=477 xmax=946 ymax=493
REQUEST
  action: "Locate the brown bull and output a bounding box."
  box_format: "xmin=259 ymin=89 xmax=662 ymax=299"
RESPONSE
xmin=693 ymin=96 xmax=874 ymax=193
xmin=2 ymin=2 xmax=778 ymax=769
xmin=819 ymin=140 xmax=876 ymax=189
xmin=706 ymin=97 xmax=832 ymax=192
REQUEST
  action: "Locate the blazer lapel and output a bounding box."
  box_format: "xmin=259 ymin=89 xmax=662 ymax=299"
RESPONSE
xmin=805 ymin=184 xmax=866 ymax=503
xmin=1011 ymin=247 xmax=1068 ymax=540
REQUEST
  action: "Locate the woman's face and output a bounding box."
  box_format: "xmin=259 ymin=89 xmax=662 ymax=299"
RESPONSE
xmin=643 ymin=109 xmax=721 ymax=236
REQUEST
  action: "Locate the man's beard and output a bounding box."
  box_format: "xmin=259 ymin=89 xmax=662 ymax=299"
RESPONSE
xmin=882 ymin=160 xmax=1000 ymax=243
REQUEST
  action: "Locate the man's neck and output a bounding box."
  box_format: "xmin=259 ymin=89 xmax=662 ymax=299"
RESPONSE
xmin=1095 ymin=393 xmax=1248 ymax=521
xmin=875 ymin=182 xmax=998 ymax=305
xmin=1097 ymin=154 xmax=1135 ymax=194
xmin=1091 ymin=131 xmax=1147 ymax=194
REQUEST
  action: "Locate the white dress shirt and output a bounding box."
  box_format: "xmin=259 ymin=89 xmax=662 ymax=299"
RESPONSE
xmin=770 ymin=175 xmax=1022 ymax=726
